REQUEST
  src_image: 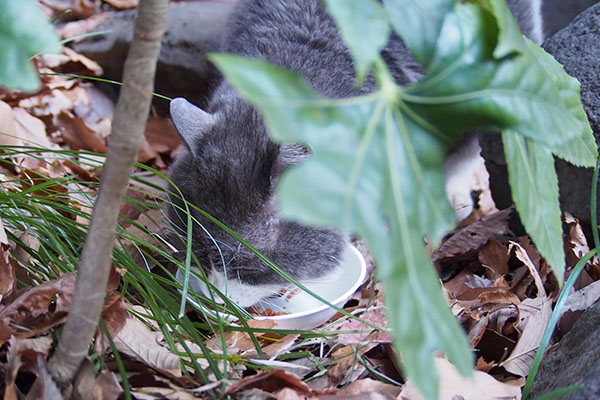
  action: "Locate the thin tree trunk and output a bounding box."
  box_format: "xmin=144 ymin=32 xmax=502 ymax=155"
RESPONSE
xmin=48 ymin=0 xmax=168 ymax=386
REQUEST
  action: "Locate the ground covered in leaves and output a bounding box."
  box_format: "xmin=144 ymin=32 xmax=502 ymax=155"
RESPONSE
xmin=0 ymin=1 xmax=598 ymax=399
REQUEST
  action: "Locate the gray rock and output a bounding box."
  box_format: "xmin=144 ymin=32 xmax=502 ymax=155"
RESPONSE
xmin=480 ymin=3 xmax=600 ymax=230
xmin=542 ymin=0 xmax=599 ymax=38
xmin=529 ymin=299 xmax=600 ymax=399
xmin=67 ymin=1 xmax=234 ymax=113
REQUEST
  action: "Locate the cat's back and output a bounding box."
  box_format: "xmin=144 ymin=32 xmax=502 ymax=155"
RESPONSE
xmin=220 ymin=0 xmax=362 ymax=98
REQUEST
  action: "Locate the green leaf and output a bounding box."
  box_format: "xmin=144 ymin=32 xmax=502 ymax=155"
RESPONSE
xmin=0 ymin=0 xmax=62 ymax=92
xmin=516 ymin=41 xmax=597 ymax=166
xmin=383 ymin=0 xmax=455 ymax=66
xmin=488 ymin=0 xmax=528 ymax=58
xmin=323 ymin=0 xmax=390 ymax=84
xmin=210 ymin=54 xmax=473 ymax=400
xmin=554 ymin=133 xmax=598 ymax=168
xmin=502 ymin=130 xmax=565 ymax=284
xmin=402 ymin=2 xmax=593 ymax=149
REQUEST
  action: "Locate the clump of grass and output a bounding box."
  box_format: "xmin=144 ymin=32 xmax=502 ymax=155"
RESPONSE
xmin=0 ymin=145 xmax=376 ymax=398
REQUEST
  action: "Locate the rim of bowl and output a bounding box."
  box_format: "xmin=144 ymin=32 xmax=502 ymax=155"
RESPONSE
xmin=252 ymin=244 xmax=367 ymax=321
xmin=183 ymin=244 xmax=367 ymax=322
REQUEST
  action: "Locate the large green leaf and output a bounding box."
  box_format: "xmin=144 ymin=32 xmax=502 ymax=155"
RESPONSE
xmin=210 ymin=54 xmax=472 ymax=400
xmin=516 ymin=41 xmax=597 ymax=167
xmin=0 ymin=0 xmax=62 ymax=92
xmin=502 ymin=130 xmax=565 ymax=283
xmin=383 ymin=0 xmax=455 ymax=66
xmin=403 ymin=2 xmax=593 ymax=150
xmin=323 ymin=0 xmax=390 ymax=85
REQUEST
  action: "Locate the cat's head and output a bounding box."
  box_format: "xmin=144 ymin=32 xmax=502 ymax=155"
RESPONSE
xmin=166 ymin=97 xmax=344 ymax=307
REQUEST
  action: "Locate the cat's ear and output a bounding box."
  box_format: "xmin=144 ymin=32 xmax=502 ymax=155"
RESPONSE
xmin=170 ymin=97 xmax=215 ymax=156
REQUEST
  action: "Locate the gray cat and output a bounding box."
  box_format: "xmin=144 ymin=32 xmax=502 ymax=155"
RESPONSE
xmin=167 ymin=0 xmax=417 ymax=307
xmin=167 ymin=0 xmax=590 ymax=307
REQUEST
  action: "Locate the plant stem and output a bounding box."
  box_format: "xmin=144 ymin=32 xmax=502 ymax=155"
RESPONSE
xmin=47 ymin=0 xmax=168 ymax=386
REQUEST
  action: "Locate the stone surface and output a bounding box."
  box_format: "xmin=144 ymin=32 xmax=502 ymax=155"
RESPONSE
xmin=67 ymin=1 xmax=234 ymax=113
xmin=480 ymin=3 xmax=600 ymax=230
xmin=542 ymin=0 xmax=599 ymax=37
xmin=529 ymin=299 xmax=600 ymax=398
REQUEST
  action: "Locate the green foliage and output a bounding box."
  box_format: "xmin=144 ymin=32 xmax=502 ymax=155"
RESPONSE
xmin=502 ymin=132 xmax=564 ymax=282
xmin=211 ymin=0 xmax=597 ymax=398
xmin=322 ymin=0 xmax=390 ymax=83
xmin=0 ymin=0 xmax=61 ymax=92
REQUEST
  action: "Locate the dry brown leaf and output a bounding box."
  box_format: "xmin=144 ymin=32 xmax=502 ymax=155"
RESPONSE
xmin=12 ymin=108 xmax=56 ymax=149
xmin=511 ymin=242 xmax=546 ymax=297
xmin=0 ymin=100 xmax=19 ymax=147
xmin=564 ymin=213 xmax=600 ymax=284
xmin=18 ymin=89 xmax=75 ymax=118
xmin=103 ymin=0 xmax=138 ymax=9
xmin=7 ymin=336 xmax=53 ymax=375
xmin=57 ymin=111 xmax=107 ymax=153
xmin=0 ymin=273 xmax=76 ymax=343
xmin=145 ymin=116 xmax=180 ymax=155
xmin=14 ymin=335 xmax=53 ymax=356
xmin=96 ymin=370 xmax=123 ymax=400
xmin=563 ymin=279 xmax=600 ymax=313
xmin=57 ymin=14 xmax=108 ymax=43
xmin=502 ymin=296 xmax=552 ymax=376
xmin=37 ymin=53 xmax=71 ymax=70
xmin=62 ymin=47 xmax=103 ymax=76
xmin=478 ymin=238 xmax=510 ymax=279
xmin=475 ymin=356 xmax=496 ymax=373
xmin=433 ymin=208 xmax=512 ymax=266
xmin=111 ymin=317 xmax=182 ymax=377
xmin=138 ymin=135 xmax=162 ymax=165
xmin=338 ymin=378 xmax=402 ymax=398
xmin=225 ymin=369 xmax=314 ymax=396
xmin=262 ymin=333 xmax=301 ymax=358
xmin=106 ymin=264 xmax=127 ymax=293
xmin=337 ymin=305 xmax=392 ymax=344
xmin=324 ymin=394 xmax=394 ymax=400
xmin=4 ymin=344 xmax=20 ymax=400
xmin=7 ymin=336 xmax=62 ymax=400
xmin=445 ymin=269 xmax=490 ymax=301
xmin=478 ymin=288 xmax=521 ymax=305
xmin=73 ymin=358 xmax=123 ymax=400
xmin=122 ymin=207 xmax=167 ymax=267
xmin=398 ymin=357 xmax=521 ymax=400
xmin=24 ymin=355 xmax=63 ymax=400
xmin=73 ymin=359 xmax=104 ymax=400
xmin=325 ymin=342 xmax=378 ymax=387
xmin=206 ymin=319 xmax=277 ymax=355
xmin=0 ymin=217 xmax=8 ymax=247
xmin=11 ymin=228 xmax=40 ymax=287
xmin=95 ymin=293 xmax=129 ymax=354
xmin=131 ymin=387 xmax=198 ymax=400
xmin=274 ymin=387 xmax=312 ymax=400
xmin=0 ymin=226 xmax=15 ymax=300
xmin=555 ymin=278 xmax=600 ymax=336
xmin=565 ymin=213 xmax=591 ymax=260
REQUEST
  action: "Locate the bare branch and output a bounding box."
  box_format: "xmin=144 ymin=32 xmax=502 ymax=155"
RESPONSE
xmin=48 ymin=0 xmax=169 ymax=386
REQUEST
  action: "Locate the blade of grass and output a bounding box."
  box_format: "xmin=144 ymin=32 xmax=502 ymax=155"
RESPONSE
xmin=530 ymin=384 xmax=584 ymax=400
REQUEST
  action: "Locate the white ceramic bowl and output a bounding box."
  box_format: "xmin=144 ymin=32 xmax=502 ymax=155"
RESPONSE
xmin=177 ymin=243 xmax=367 ymax=330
